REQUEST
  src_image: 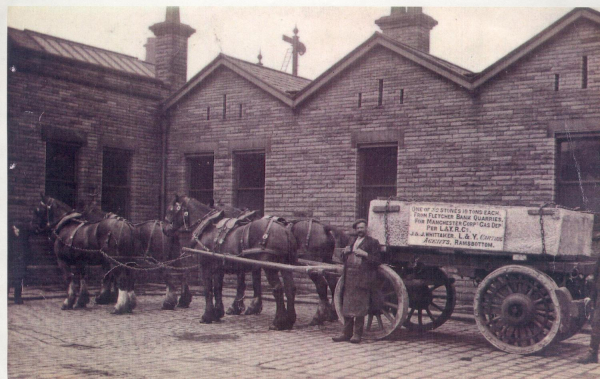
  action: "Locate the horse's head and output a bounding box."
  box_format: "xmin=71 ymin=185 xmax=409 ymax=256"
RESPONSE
xmin=165 ymin=194 xmax=193 ymax=231
xmin=165 ymin=195 xmax=216 ymax=231
xmin=31 ymin=194 xmax=72 ymax=233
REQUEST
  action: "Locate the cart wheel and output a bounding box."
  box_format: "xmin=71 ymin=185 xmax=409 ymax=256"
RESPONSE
xmin=474 ymin=265 xmax=562 ymax=354
xmin=554 ymin=287 xmax=587 ymax=342
xmin=334 ymin=265 xmax=408 ymax=340
xmin=403 ymin=267 xmax=456 ymax=332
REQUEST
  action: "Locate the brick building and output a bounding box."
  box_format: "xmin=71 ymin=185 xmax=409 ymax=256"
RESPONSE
xmin=7 ymin=6 xmax=600 ymax=235
xmin=162 ymin=7 xmax=600 ymax=231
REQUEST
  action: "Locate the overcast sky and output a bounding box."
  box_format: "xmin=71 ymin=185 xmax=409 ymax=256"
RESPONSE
xmin=6 ymin=3 xmax=600 ymax=80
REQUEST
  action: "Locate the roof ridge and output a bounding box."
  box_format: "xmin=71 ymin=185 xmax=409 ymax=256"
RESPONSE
xmin=221 ymin=53 xmax=312 ymax=82
xmin=376 ymin=32 xmax=474 ymax=74
xmin=22 ymin=28 xmax=152 ymax=65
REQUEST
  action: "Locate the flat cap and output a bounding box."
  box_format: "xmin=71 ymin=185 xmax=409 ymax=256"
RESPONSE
xmin=352 ymin=219 xmax=368 ymax=229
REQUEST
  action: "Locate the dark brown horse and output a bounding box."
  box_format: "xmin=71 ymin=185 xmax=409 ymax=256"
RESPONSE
xmin=132 ymin=219 xmax=192 ymax=310
xmin=33 ymin=195 xmax=137 ymax=314
xmin=290 ymin=219 xmax=350 ymax=325
xmin=227 ymin=218 xmax=350 ymax=325
xmin=165 ymin=195 xmax=298 ymax=330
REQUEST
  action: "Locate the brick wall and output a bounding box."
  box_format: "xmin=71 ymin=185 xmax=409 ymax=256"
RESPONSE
xmin=165 ymin=18 xmax=599 ymax=284
xmin=7 ymin=48 xmax=168 ymax=224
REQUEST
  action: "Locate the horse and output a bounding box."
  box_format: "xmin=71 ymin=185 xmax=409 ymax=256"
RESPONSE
xmin=132 ymin=219 xmax=193 ymax=310
xmin=165 ymin=195 xmax=298 ymax=330
xmin=32 ymin=195 xmax=137 ymax=314
xmin=226 ymin=217 xmax=351 ymax=325
xmin=290 ymin=219 xmax=350 ymax=325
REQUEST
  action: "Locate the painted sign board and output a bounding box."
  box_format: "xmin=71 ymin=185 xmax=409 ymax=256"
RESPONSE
xmin=408 ymin=203 xmax=507 ymax=251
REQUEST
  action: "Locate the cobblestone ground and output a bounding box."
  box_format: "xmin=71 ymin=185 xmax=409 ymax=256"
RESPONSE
xmin=7 ymin=284 xmax=600 ymax=378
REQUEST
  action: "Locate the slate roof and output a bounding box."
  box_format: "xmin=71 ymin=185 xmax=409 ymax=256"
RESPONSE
xmin=162 ymin=53 xmax=313 ymax=109
xmin=8 ymin=27 xmax=155 ymax=78
xmin=223 ymin=55 xmax=312 ymax=94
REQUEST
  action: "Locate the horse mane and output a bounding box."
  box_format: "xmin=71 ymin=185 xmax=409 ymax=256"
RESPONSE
xmin=78 ymin=206 xmax=113 ymax=223
xmin=327 ymin=225 xmax=351 ymax=248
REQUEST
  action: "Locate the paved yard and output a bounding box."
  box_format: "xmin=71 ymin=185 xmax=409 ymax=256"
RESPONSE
xmin=7 ymin=284 xmax=600 ymax=378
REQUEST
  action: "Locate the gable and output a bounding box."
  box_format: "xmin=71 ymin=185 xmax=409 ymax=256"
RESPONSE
xmin=162 ymin=54 xmax=311 ymax=111
xmin=296 ymin=45 xmax=472 ymax=112
xmin=169 ymin=65 xmax=291 ymax=127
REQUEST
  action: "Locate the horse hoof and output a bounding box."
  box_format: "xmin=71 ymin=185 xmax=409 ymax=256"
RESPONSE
xmin=162 ymin=303 xmax=176 ymax=310
xmin=308 ymin=318 xmax=323 ymax=326
xmin=244 ymin=304 xmax=263 ymax=315
xmin=74 ymin=303 xmax=87 ymax=309
xmin=226 ymin=305 xmax=244 ymax=315
xmin=95 ymin=295 xmax=111 ymax=305
xmin=200 ymin=313 xmax=215 ymax=324
xmin=61 ymin=303 xmax=74 ymax=310
xmin=111 ymin=307 xmax=130 ymax=315
xmin=177 ymin=294 xmax=192 ymax=308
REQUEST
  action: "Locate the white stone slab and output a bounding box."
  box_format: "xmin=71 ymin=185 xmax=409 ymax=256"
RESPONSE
xmin=368 ymin=200 xmax=594 ymax=257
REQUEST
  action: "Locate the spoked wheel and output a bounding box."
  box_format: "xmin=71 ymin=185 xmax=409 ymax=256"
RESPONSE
xmin=402 ymin=267 xmax=456 ymax=332
xmin=334 ymin=265 xmax=408 ymax=340
xmin=554 ymin=287 xmax=588 ymax=342
xmin=474 ymin=265 xmax=562 ymax=354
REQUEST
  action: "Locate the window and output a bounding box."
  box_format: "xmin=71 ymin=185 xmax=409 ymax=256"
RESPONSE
xmin=234 ymin=151 xmax=265 ymax=215
xmin=358 ymin=145 xmax=398 ymax=219
xmin=188 ymin=155 xmax=214 ymax=205
xmin=557 ymin=137 xmax=600 ymax=228
xmin=45 ymin=142 xmax=78 ymax=207
xmin=101 ymin=147 xmax=131 ymax=217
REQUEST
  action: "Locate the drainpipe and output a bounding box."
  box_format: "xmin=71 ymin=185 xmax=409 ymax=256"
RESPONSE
xmin=160 ymin=111 xmax=170 ymax=219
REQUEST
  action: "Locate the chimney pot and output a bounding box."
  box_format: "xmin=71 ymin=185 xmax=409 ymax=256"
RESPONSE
xmin=375 ymin=7 xmax=437 ymax=53
xmin=144 ymin=37 xmax=156 ymax=64
xmin=149 ymin=7 xmax=195 ymax=92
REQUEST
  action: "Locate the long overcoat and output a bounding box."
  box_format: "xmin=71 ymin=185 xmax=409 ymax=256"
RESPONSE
xmin=341 ymin=235 xmax=381 ymax=317
xmin=8 ymin=222 xmax=32 ymax=287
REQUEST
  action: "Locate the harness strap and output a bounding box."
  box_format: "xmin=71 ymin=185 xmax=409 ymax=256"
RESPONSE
xmin=68 ymin=222 xmax=87 ymax=248
xmin=214 ymin=218 xmax=239 ymax=253
xmin=144 ymin=220 xmax=158 ymax=258
xmin=239 ymin=223 xmax=252 ymax=251
xmin=305 ymin=218 xmax=314 ymax=251
xmin=260 ymin=217 xmax=276 ymax=248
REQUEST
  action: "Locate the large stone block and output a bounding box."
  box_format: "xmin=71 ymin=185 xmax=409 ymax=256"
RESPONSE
xmin=369 ymin=199 xmax=594 ymax=257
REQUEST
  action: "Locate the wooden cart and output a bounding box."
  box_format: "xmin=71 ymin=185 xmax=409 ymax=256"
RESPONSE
xmin=184 ymin=199 xmax=597 ymax=354
xmin=365 ymin=199 xmax=597 ymax=354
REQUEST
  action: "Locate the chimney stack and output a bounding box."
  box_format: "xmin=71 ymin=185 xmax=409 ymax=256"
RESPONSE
xmin=375 ymin=7 xmax=437 ymax=53
xmin=149 ymin=7 xmax=195 ymax=92
xmin=144 ymin=37 xmax=156 ymax=64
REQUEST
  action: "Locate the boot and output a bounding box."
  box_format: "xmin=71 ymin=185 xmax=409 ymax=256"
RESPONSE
xmin=350 ymin=316 xmax=364 ymax=344
xmin=332 ymin=317 xmax=353 ymax=342
xmin=578 ymin=335 xmax=600 ymax=364
xmin=577 ymin=348 xmax=598 ymax=364
xmin=13 ymin=279 xmax=23 ymax=304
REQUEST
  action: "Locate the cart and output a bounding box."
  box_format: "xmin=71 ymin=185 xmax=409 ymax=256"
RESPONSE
xmin=362 ymin=199 xmax=597 ymax=354
xmin=183 ymin=199 xmax=597 ymax=354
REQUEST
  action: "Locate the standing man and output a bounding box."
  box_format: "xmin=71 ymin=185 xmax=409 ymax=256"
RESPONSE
xmin=578 ymin=250 xmax=600 ymax=364
xmin=8 ymin=222 xmax=33 ymax=304
xmin=332 ymin=219 xmax=381 ymax=344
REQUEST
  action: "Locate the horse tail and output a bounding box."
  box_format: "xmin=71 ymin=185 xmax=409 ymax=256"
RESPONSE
xmin=286 ymin=225 xmax=299 ymax=265
xmin=328 ymin=226 xmax=349 ymax=249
